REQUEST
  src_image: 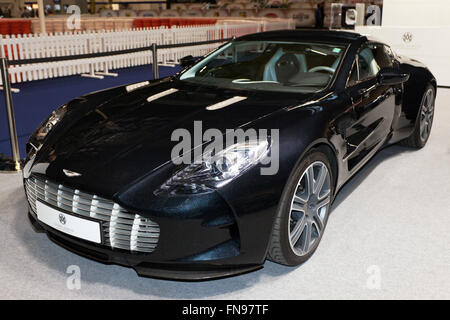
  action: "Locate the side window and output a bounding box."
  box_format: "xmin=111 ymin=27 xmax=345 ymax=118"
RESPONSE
xmin=358 ymin=46 xmax=379 ymax=80
xmin=354 ymin=43 xmax=394 ymax=83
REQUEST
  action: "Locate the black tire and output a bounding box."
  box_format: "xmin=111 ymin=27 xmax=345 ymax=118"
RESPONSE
xmin=267 ymin=149 xmax=334 ymax=266
xmin=400 ymin=84 xmax=435 ymax=148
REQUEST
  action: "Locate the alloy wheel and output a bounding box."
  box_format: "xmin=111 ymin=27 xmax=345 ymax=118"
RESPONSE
xmin=288 ymin=161 xmax=331 ymax=257
xmin=419 ymin=88 xmax=435 ymax=142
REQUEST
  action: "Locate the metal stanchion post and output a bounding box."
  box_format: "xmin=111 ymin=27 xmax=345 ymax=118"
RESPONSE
xmin=0 ymin=57 xmax=21 ymax=172
xmin=37 ymin=0 xmax=46 ymax=34
xmin=152 ymin=43 xmax=159 ymax=80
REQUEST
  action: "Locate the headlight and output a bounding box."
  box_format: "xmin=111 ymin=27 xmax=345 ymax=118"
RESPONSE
xmin=27 ymin=105 xmax=67 ymax=159
xmin=155 ymin=139 xmax=270 ymax=196
xmin=35 ymin=105 xmax=67 ymax=141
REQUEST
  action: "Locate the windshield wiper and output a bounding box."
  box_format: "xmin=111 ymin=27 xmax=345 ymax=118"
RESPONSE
xmin=232 ymin=79 xmax=280 ymax=84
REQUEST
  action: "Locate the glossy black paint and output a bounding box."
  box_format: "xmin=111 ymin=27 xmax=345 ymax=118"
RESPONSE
xmin=24 ymin=30 xmax=436 ymax=280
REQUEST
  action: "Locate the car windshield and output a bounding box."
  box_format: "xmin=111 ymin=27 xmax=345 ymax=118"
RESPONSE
xmin=179 ymin=40 xmax=347 ymax=93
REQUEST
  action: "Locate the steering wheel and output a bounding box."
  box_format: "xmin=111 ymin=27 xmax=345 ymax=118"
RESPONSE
xmin=308 ymin=66 xmax=335 ymax=74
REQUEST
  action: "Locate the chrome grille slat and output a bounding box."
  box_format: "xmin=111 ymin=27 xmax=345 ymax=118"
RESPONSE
xmin=104 ymin=226 xmax=159 ymax=235
xmin=104 ymin=236 xmax=158 ymax=243
xmin=32 ymin=187 xmax=140 ymax=220
xmin=34 ymin=182 xmax=109 ymax=205
xmin=103 ymin=233 xmax=158 ymax=243
xmin=104 ymin=229 xmax=159 ymax=239
xmin=133 ymin=242 xmax=159 ymax=248
xmin=33 ymin=184 xmax=116 ymax=210
xmin=102 ymin=218 xmax=158 ymax=226
xmin=25 ymin=175 xmax=159 ymax=253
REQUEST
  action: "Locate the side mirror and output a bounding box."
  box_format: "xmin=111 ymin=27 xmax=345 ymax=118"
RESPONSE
xmin=378 ymin=68 xmax=410 ymax=85
xmin=180 ymin=55 xmax=198 ymax=68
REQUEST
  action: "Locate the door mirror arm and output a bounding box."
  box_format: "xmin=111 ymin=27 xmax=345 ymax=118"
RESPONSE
xmin=377 ymin=67 xmax=410 ymax=86
xmin=180 ymin=55 xmax=199 ymax=68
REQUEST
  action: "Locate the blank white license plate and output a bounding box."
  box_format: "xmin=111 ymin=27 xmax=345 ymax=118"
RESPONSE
xmin=36 ymin=201 xmax=101 ymax=244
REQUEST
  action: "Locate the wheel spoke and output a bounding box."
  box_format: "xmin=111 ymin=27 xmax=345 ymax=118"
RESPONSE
xmin=420 ymin=118 xmax=426 ymax=134
xmin=306 ymin=166 xmax=315 ymax=196
xmin=291 ymin=202 xmax=306 ymax=212
xmin=294 ymin=194 xmax=307 ymax=204
xmin=318 ymin=188 xmax=330 ymax=200
xmin=424 ymin=120 xmax=430 ymax=134
xmin=426 ymin=121 xmax=431 ymax=135
xmin=302 ymin=221 xmax=312 ymax=253
xmin=424 ymin=93 xmax=430 ymax=109
xmin=421 ymin=110 xmax=426 ymax=119
xmin=314 ymin=166 xmax=327 ymax=196
xmin=426 ymin=90 xmax=433 ymax=109
xmin=317 ymin=197 xmax=330 ymax=209
xmin=290 ymin=217 xmax=306 ymax=246
xmin=313 ymin=212 xmax=324 ymax=231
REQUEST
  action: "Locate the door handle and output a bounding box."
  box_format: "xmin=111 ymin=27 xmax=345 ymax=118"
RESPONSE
xmin=350 ymin=89 xmax=366 ymax=105
xmin=358 ymin=88 xmax=370 ymax=99
xmin=350 ymin=88 xmax=370 ymax=104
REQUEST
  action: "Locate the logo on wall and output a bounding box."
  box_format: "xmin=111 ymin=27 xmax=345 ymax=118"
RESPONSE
xmin=59 ymin=213 xmax=67 ymax=225
xmin=402 ymin=32 xmax=413 ymax=43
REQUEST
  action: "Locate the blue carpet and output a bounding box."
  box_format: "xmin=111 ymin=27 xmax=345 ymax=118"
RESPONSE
xmin=0 ymin=65 xmax=183 ymax=157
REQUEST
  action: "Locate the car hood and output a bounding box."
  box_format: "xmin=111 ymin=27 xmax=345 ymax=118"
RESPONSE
xmin=30 ymin=79 xmax=316 ymax=198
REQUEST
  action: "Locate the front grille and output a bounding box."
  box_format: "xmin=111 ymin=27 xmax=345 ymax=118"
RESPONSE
xmin=25 ymin=175 xmax=160 ymax=253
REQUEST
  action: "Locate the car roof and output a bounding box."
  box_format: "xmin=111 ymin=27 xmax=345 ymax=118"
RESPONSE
xmin=236 ymin=29 xmax=366 ymax=44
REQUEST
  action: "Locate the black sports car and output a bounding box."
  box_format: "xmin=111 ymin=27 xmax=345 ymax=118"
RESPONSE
xmin=23 ymin=30 xmax=436 ymax=280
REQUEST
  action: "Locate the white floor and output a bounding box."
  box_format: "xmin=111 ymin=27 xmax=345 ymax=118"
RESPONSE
xmin=1 ymin=89 xmax=449 ymax=300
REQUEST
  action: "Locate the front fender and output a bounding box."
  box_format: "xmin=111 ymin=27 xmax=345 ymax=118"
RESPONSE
xmin=216 ymin=104 xmax=333 ymax=264
xmin=399 ymin=58 xmax=436 ymax=124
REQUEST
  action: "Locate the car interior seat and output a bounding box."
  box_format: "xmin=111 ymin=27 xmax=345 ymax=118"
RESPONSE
xmin=263 ymin=49 xmax=308 ymax=82
xmin=274 ymin=53 xmax=301 ymax=83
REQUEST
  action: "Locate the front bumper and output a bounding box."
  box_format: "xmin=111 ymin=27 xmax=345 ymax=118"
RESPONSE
xmin=28 ymin=212 xmax=262 ymax=281
xmin=28 ymin=190 xmax=263 ymax=281
xmin=28 ymin=212 xmax=263 ymax=281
